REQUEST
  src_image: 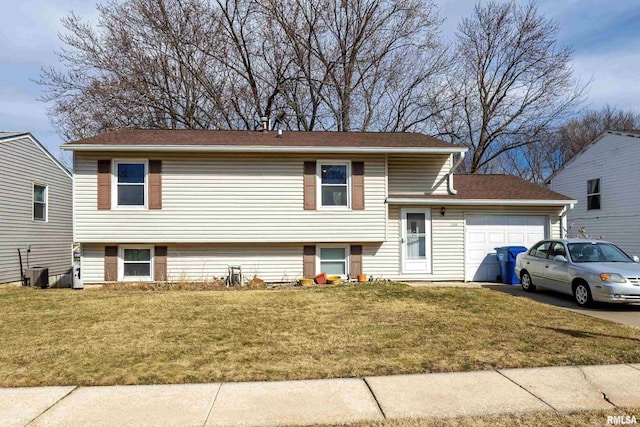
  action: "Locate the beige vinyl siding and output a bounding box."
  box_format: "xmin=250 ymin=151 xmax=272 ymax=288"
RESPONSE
xmin=387 ymin=154 xmax=451 ymax=195
xmin=363 ymin=205 xmax=563 ymax=281
xmin=167 ymin=244 xmax=302 ymax=282
xmin=550 ymin=132 xmax=640 ymax=255
xmin=81 ymin=243 xmax=303 ymax=283
xmin=0 ymin=136 xmax=72 ymax=283
xmin=75 ymin=152 xmax=388 ymax=243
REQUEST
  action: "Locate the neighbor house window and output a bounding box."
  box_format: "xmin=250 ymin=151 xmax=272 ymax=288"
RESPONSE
xmin=33 ymin=184 xmax=47 ymax=221
xmin=115 ymin=161 xmax=147 ymax=207
xmin=318 ymin=246 xmax=348 ymax=276
xmin=318 ymin=161 xmax=350 ymax=208
xmin=120 ymin=247 xmax=153 ymax=281
xmin=587 ymin=179 xmax=600 ymax=210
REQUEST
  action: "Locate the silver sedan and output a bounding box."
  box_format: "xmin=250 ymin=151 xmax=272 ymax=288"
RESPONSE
xmin=514 ymin=239 xmax=640 ymax=307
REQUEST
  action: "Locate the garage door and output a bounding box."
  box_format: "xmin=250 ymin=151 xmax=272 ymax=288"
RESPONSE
xmin=465 ymin=215 xmax=547 ymax=282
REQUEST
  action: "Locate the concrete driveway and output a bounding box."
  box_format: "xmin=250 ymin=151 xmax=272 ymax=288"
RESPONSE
xmin=484 ymin=284 xmax=640 ymax=328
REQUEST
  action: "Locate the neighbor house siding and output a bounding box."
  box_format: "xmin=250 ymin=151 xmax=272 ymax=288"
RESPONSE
xmin=387 ymin=154 xmax=451 ymax=195
xmin=0 ymin=135 xmax=72 ymax=283
xmin=362 ymin=205 xmax=562 ymax=281
xmin=550 ymin=132 xmax=640 ymax=256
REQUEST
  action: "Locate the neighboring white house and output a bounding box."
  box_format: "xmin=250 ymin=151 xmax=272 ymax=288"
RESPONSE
xmin=0 ymin=132 xmax=73 ymax=285
xmin=549 ymin=130 xmax=640 ymax=257
xmin=63 ymin=129 xmax=575 ymax=284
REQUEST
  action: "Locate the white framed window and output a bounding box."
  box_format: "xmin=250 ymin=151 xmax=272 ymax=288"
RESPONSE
xmin=587 ymin=178 xmax=600 ymax=210
xmin=33 ymin=183 xmax=47 ymax=222
xmin=317 ymin=161 xmax=350 ymax=209
xmin=119 ymin=246 xmax=154 ymax=281
xmin=317 ymin=245 xmax=349 ymax=277
xmin=113 ymin=160 xmax=148 ymax=208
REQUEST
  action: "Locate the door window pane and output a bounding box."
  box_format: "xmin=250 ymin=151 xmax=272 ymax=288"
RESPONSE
xmin=406 ymin=236 xmax=426 ymax=259
xmin=406 ymin=213 xmax=425 ymax=234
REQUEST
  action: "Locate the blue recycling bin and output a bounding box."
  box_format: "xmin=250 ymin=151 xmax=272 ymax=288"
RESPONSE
xmin=495 ymin=246 xmax=528 ymax=285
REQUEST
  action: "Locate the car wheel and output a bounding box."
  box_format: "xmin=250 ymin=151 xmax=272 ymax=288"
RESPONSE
xmin=521 ymin=271 xmax=536 ymax=292
xmin=574 ymin=282 xmax=593 ymax=307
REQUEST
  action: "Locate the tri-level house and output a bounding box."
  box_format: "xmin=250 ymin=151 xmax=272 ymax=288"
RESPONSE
xmin=63 ymin=129 xmax=575 ymax=284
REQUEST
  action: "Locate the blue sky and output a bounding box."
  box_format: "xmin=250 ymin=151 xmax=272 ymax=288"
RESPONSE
xmin=1 ymin=0 xmax=640 ymax=163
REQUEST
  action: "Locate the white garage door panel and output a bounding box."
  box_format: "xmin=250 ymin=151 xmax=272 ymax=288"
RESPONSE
xmin=465 ymin=215 xmax=547 ymax=282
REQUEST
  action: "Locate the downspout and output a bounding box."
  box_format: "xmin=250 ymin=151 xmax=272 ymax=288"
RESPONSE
xmin=447 ymin=152 xmax=465 ymax=195
xmin=559 ymin=203 xmax=575 ymax=239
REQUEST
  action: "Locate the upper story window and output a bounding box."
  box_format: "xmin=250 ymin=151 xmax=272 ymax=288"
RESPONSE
xmin=587 ymin=178 xmax=600 ymax=210
xmin=33 ymin=184 xmax=47 ymax=221
xmin=318 ymin=161 xmax=350 ymax=209
xmin=115 ymin=161 xmax=147 ymax=207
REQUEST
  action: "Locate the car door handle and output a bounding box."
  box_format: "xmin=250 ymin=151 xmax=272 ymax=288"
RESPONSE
xmin=545 ymin=265 xmax=549 ymax=268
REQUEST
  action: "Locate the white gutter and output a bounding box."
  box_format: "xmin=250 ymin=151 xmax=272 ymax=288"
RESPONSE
xmin=386 ymin=198 xmax=577 ymax=207
xmin=447 ymin=151 xmax=466 ymax=195
xmin=61 ymin=144 xmax=468 ymax=154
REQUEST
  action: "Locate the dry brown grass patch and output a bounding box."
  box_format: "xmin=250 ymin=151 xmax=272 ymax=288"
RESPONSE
xmin=0 ymin=283 xmax=639 ymax=387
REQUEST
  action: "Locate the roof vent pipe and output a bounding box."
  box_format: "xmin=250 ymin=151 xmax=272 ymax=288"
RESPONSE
xmin=260 ymin=116 xmax=269 ymax=132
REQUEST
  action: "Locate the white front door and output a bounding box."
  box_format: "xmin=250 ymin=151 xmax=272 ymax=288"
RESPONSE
xmin=401 ymin=208 xmax=432 ymax=273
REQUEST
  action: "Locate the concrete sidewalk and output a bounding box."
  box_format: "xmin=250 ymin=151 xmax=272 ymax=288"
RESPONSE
xmin=3 ymin=364 xmax=639 ymax=427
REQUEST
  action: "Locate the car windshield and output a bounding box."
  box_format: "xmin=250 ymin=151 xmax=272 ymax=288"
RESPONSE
xmin=567 ymin=242 xmax=632 ymax=263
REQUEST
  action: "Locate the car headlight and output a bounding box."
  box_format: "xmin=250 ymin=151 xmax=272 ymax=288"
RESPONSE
xmin=600 ymin=273 xmax=627 ymax=283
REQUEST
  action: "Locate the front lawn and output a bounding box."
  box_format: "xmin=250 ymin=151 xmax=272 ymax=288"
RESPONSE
xmin=0 ymin=283 xmax=639 ymax=387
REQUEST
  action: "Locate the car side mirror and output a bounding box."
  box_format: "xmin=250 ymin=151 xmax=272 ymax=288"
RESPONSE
xmin=554 ymin=255 xmax=567 ymax=263
xmin=634 ymin=256 xmax=639 ymax=263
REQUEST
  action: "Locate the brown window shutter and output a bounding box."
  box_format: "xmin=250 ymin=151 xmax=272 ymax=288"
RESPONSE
xmin=97 ymin=160 xmax=111 ymax=210
xmin=303 ymin=161 xmax=316 ymax=210
xmin=303 ymin=245 xmax=316 ymax=278
xmin=154 ymin=246 xmax=167 ymax=281
xmin=104 ymin=246 xmax=118 ymax=282
xmin=350 ymin=245 xmax=363 ymax=277
xmin=352 ymin=161 xmax=364 ymax=210
xmin=149 ymin=160 xmax=162 ymax=209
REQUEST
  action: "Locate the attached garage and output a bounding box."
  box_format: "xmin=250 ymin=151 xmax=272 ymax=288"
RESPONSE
xmin=465 ymin=215 xmax=547 ymax=282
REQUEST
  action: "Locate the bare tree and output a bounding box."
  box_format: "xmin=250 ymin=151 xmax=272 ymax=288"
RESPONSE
xmin=496 ymin=105 xmax=640 ymax=183
xmin=39 ymin=0 xmax=450 ymax=140
xmin=436 ymin=0 xmax=586 ymax=173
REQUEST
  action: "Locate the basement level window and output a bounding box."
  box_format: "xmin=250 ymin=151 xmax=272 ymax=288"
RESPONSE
xmin=121 ymin=247 xmax=153 ymax=281
xmin=318 ymin=246 xmax=348 ymax=276
xmin=33 ymin=184 xmax=47 ymax=221
xmin=587 ymin=179 xmax=600 ymax=210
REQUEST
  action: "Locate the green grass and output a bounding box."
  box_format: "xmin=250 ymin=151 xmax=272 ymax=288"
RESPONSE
xmin=0 ymin=283 xmax=639 ymax=387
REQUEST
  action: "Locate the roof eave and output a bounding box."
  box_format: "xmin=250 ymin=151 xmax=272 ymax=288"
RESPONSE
xmin=386 ymin=198 xmax=576 ymax=206
xmin=61 ymin=144 xmax=467 ymax=154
